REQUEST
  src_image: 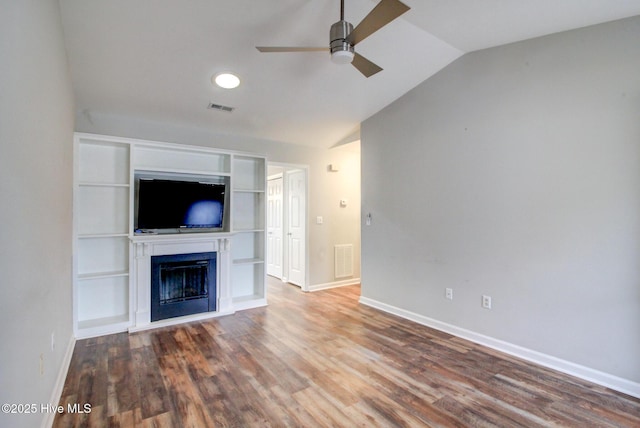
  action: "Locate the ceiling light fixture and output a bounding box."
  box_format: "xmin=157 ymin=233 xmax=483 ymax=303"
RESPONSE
xmin=213 ymin=72 xmax=240 ymax=89
xmin=330 ymin=20 xmax=355 ymax=65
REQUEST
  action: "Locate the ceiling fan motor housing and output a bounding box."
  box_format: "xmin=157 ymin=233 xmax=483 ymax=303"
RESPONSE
xmin=330 ymin=20 xmax=355 ymax=64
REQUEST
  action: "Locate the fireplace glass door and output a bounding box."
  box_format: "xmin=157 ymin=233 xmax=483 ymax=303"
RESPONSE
xmin=151 ymin=252 xmax=217 ymax=321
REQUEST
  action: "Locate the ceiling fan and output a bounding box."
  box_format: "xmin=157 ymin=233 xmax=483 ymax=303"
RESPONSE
xmin=256 ymin=0 xmax=410 ymax=78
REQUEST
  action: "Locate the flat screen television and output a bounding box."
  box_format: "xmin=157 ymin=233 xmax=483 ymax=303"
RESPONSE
xmin=134 ymin=173 xmax=228 ymax=234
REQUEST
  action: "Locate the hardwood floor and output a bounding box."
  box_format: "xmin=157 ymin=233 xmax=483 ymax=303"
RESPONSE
xmin=55 ymin=278 xmax=640 ymax=427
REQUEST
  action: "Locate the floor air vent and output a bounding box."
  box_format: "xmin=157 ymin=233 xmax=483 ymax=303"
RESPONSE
xmin=207 ymin=102 xmax=235 ymax=112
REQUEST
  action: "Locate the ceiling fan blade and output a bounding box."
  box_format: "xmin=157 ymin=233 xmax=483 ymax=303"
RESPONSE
xmin=256 ymin=47 xmax=328 ymax=52
xmin=346 ymin=0 xmax=410 ymax=46
xmin=351 ymin=52 xmax=383 ymax=77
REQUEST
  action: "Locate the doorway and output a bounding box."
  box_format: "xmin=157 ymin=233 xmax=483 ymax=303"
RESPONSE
xmin=267 ymin=163 xmax=308 ymax=290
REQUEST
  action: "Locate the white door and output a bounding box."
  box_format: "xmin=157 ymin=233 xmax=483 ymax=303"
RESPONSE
xmin=267 ymin=177 xmax=283 ymax=279
xmin=287 ymin=170 xmax=306 ymax=287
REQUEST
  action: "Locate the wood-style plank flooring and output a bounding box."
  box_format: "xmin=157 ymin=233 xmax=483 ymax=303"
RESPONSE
xmin=55 ymin=278 xmax=640 ymax=427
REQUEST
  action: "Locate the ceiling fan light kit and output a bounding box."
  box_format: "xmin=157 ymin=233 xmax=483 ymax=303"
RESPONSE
xmin=256 ymin=0 xmax=410 ymax=77
xmin=331 ymin=49 xmax=355 ymax=65
xmin=330 ymin=20 xmax=355 ymax=64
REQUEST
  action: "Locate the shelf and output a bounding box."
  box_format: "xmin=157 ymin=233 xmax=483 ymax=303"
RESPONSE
xmin=232 ymin=231 xmax=264 ymax=261
xmin=135 ymin=167 xmax=231 ymax=177
xmin=233 ymin=156 xmax=265 ymax=192
xmin=77 ymin=186 xmax=129 ymax=235
xmin=78 ymin=270 xmax=129 ymax=280
xmin=233 ymin=294 xmax=265 ymax=302
xmin=231 ymin=154 xmax=266 ymax=309
xmin=78 ymin=314 xmax=130 ymax=329
xmin=135 ymin=141 xmax=233 ymax=156
xmin=78 ymin=233 xmax=129 ymax=239
xmin=78 ymin=236 xmax=129 ymax=277
xmin=231 ymin=263 xmax=264 ymax=299
xmin=77 ymin=314 xmax=131 ymax=338
xmin=78 ymin=140 xmax=130 ymax=184
xmin=233 ymin=294 xmax=260 ymax=302
xmin=79 ymin=182 xmax=130 ymax=188
xmin=232 ymin=192 xmax=265 ymax=231
xmin=77 ymin=275 xmax=129 ymax=322
xmin=134 ymin=145 xmax=231 ymax=174
xmin=233 ymin=188 xmax=265 ymax=193
xmin=233 ymin=258 xmax=265 ymax=265
xmin=232 ymin=295 xmax=267 ymax=311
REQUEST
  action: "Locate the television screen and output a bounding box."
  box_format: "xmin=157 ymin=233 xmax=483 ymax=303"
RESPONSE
xmin=135 ymin=178 xmax=226 ymax=232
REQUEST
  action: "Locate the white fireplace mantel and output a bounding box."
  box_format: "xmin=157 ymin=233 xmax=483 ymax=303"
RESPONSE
xmin=129 ymin=233 xmax=235 ymax=332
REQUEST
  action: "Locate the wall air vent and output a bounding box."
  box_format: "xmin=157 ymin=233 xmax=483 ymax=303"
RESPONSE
xmin=335 ymin=244 xmax=354 ymax=279
xmin=207 ymin=102 xmax=235 ymax=113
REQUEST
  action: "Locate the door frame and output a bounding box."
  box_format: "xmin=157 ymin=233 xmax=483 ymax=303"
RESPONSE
xmin=266 ymin=174 xmax=284 ymax=280
xmin=267 ymin=162 xmax=309 ymax=291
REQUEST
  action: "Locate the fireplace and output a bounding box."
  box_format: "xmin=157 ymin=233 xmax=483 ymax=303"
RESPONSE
xmin=151 ymin=252 xmax=217 ymax=321
xmin=130 ymin=235 xmax=233 ymax=331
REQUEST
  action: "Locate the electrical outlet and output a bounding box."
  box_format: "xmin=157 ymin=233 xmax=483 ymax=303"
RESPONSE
xmin=445 ymin=288 xmax=453 ymax=300
xmin=482 ymin=295 xmax=492 ymax=309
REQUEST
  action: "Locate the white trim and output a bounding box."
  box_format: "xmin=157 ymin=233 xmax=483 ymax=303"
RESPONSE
xmin=267 ymin=162 xmax=310 ymax=291
xmin=128 ymin=308 xmax=236 ymax=333
xmin=74 ymin=132 xmax=263 ymax=158
xmin=359 ymin=296 xmax=640 ymax=399
xmin=42 ymin=333 xmax=76 ymax=428
xmin=308 ymin=277 xmax=361 ymax=292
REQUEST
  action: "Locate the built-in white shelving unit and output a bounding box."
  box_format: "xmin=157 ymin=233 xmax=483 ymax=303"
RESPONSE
xmin=231 ymin=156 xmax=267 ymax=309
xmin=73 ymin=134 xmax=267 ymax=338
xmin=74 ymin=137 xmax=131 ymax=337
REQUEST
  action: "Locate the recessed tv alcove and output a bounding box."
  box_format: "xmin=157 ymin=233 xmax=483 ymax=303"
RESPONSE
xmin=134 ymin=171 xmax=230 ymax=235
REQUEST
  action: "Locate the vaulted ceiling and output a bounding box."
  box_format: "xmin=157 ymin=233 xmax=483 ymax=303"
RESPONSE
xmin=59 ymin=0 xmax=640 ymax=148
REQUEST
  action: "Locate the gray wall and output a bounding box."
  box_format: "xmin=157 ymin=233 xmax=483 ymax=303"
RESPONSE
xmin=361 ymin=16 xmax=640 ymax=382
xmin=75 ymin=112 xmax=361 ymax=287
xmin=0 ymin=1 xmax=75 ymax=427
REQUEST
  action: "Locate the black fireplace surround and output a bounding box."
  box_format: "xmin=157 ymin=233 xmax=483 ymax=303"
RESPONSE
xmin=151 ymin=252 xmax=217 ymax=322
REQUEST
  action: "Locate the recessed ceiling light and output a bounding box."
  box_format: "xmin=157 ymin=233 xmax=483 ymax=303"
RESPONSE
xmin=213 ymin=73 xmax=240 ymax=89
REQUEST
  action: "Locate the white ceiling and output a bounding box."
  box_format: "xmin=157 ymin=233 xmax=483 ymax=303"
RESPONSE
xmin=59 ymin=0 xmax=640 ymax=148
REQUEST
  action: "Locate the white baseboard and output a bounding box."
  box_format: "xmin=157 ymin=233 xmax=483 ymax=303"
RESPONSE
xmin=42 ymin=333 xmax=76 ymax=428
xmin=308 ymin=277 xmax=361 ymax=292
xmin=359 ymin=296 xmax=640 ymax=399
